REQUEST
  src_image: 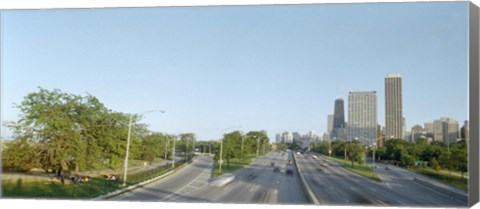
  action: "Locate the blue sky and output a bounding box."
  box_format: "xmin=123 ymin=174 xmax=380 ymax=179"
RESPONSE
xmin=1 ymin=2 xmax=469 ymax=141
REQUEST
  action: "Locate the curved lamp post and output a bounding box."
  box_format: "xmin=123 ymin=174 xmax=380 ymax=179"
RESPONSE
xmin=123 ymin=109 xmax=165 ymax=187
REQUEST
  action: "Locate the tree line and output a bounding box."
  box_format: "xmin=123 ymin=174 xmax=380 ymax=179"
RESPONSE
xmin=2 ymin=88 xmax=196 ymax=176
xmin=211 ymin=130 xmax=271 ymax=167
xmin=311 ymin=137 xmax=468 ymax=178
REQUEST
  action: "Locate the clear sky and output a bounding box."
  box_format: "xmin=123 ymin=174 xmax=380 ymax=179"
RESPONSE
xmin=1 ymin=2 xmax=469 ymax=141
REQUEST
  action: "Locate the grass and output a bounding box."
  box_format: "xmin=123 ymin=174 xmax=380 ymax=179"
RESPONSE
xmin=2 ymin=177 xmax=122 ymax=199
xmin=407 ymin=167 xmax=468 ymax=191
xmin=1 ymin=159 xmax=185 ymax=199
xmin=212 ymin=154 xmax=256 ymax=177
xmin=324 ymin=156 xmax=382 ymax=182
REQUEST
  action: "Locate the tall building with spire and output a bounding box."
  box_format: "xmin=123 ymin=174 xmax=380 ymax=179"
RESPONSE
xmin=385 ymin=73 xmax=403 ymax=139
xmin=330 ymin=98 xmax=346 ymax=140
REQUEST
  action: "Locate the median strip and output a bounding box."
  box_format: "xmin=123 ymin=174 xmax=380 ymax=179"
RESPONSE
xmin=291 ymin=153 xmax=322 ymax=205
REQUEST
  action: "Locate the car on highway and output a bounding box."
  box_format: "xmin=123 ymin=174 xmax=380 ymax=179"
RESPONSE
xmin=287 ymin=160 xmax=293 ymax=165
xmin=285 ymin=169 xmax=294 ymax=176
xmin=385 ymin=166 xmax=391 ymax=170
xmin=273 ymin=166 xmax=281 ymax=172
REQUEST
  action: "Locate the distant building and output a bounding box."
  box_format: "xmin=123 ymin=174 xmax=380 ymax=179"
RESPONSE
xmin=424 ymin=122 xmax=434 ymax=134
xmin=385 ymin=73 xmax=403 ymax=139
xmin=275 ymin=134 xmax=281 ymax=143
xmin=281 ymin=132 xmax=292 ymax=143
xmin=433 ymin=118 xmax=459 ymax=145
xmin=411 ymin=124 xmax=424 ymax=142
xmin=331 ymin=98 xmax=346 ymax=140
xmin=327 ymin=114 xmax=334 ymax=135
xmin=461 ymin=120 xmax=469 ymax=142
xmin=377 ymin=125 xmax=385 ymax=148
xmin=347 ymin=91 xmax=377 ymax=145
xmin=292 ymin=132 xmax=301 ymax=143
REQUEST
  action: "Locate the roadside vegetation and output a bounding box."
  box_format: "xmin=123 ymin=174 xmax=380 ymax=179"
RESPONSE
xmin=2 ymin=87 xmax=272 ymax=198
xmin=324 ymin=156 xmax=382 ymax=182
xmin=310 ymin=137 xmax=468 ymax=191
xmin=212 ymin=131 xmax=271 ymax=177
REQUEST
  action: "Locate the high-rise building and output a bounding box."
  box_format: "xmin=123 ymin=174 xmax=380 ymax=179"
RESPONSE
xmin=424 ymin=122 xmax=434 ymax=134
xmin=347 ymin=91 xmax=377 ymax=145
xmin=411 ymin=124 xmax=424 ymax=142
xmin=327 ymin=114 xmax=334 ymax=135
xmin=385 ymin=73 xmax=403 ymax=139
xmin=292 ymin=132 xmax=301 ymax=143
xmin=433 ymin=118 xmax=459 ymax=145
xmin=275 ymin=134 xmax=281 ymax=143
xmin=461 ymin=120 xmax=469 ymax=142
xmin=331 ymin=98 xmax=346 ymax=140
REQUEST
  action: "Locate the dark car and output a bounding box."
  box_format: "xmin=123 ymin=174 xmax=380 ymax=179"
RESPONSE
xmin=271 ymin=162 xmax=275 ymax=167
xmin=273 ymin=166 xmax=281 ymax=172
xmin=285 ymin=169 xmax=294 ymax=176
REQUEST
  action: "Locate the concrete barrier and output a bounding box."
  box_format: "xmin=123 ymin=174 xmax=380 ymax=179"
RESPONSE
xmin=291 ymin=152 xmax=322 ymax=204
xmin=413 ymin=177 xmax=468 ymax=203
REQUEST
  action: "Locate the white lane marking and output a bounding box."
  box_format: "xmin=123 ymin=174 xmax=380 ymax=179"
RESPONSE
xmin=350 ymin=187 xmax=356 ymax=191
xmin=370 ymin=188 xmax=377 ymax=192
xmin=160 ymin=162 xmax=213 ymax=201
xmin=274 ymin=190 xmax=278 ymax=194
xmin=250 ymin=187 xmax=255 ymax=192
xmin=397 ymin=200 xmax=407 ymax=205
xmin=385 ymin=182 xmax=392 ymax=189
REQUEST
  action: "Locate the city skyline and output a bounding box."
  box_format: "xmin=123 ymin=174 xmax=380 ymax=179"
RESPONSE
xmin=1 ymin=2 xmax=469 ymax=141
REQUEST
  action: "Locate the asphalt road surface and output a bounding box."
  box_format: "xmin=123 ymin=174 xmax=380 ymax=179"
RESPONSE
xmin=112 ymin=155 xmax=214 ymax=202
xmin=112 ymin=151 xmax=309 ymax=204
xmin=295 ymin=153 xmax=467 ymax=207
xmin=183 ymin=151 xmax=309 ymax=204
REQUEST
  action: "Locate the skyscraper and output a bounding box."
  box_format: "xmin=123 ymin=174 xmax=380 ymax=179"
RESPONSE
xmin=327 ymin=114 xmax=334 ymax=136
xmin=330 ymin=98 xmax=346 ymax=140
xmin=385 ymin=73 xmax=403 ymax=139
xmin=347 ymin=91 xmax=377 ymax=145
xmin=433 ymin=117 xmax=459 ymax=145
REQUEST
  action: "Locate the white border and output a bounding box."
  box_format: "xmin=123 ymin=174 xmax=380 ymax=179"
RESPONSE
xmin=0 ymin=1 xmax=478 ymax=209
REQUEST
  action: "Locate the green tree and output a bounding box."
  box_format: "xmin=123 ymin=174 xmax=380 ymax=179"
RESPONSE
xmin=346 ymin=140 xmax=365 ymax=168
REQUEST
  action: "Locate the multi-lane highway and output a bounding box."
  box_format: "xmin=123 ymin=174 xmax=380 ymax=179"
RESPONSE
xmin=294 ymin=153 xmax=467 ymax=207
xmin=111 ymin=150 xmax=467 ymax=207
xmin=112 ymin=151 xmax=308 ymax=204
xmin=184 ymin=151 xmax=308 ymax=204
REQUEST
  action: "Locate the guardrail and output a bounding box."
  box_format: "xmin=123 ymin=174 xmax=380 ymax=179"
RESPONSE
xmin=413 ymin=177 xmax=468 ymax=203
xmin=291 ymin=152 xmax=322 ymax=204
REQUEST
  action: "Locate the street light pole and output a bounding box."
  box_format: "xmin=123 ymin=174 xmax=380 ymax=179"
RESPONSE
xmin=256 ymin=136 xmax=260 ymax=157
xmin=165 ymin=136 xmax=169 ymax=160
xmin=123 ymin=115 xmax=133 ymax=187
xmin=123 ymin=110 xmax=165 ymax=187
xmin=373 ymin=142 xmax=376 ymax=168
xmin=172 ymin=136 xmax=176 ymax=168
xmin=219 ymin=137 xmax=223 ymax=173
